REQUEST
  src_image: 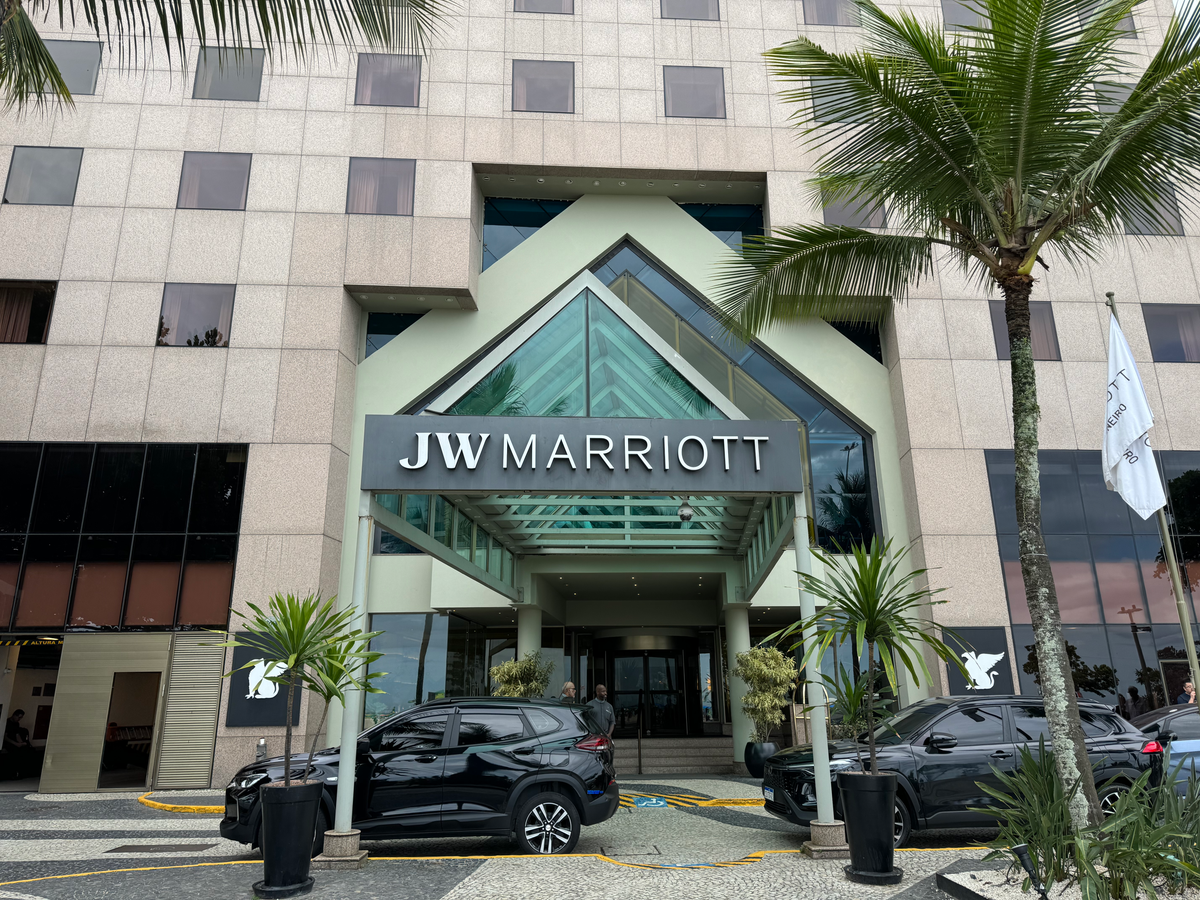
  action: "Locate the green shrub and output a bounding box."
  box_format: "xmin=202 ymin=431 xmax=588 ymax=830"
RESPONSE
xmin=731 ymin=646 xmax=797 ymax=743
xmin=490 ymin=651 xmax=555 ymax=698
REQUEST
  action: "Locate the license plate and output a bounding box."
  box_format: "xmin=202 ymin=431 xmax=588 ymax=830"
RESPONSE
xmin=763 ymin=787 xmax=775 ymax=802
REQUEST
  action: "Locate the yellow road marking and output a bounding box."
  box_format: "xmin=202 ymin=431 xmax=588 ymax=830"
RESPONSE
xmin=137 ymin=792 xmax=224 ymax=815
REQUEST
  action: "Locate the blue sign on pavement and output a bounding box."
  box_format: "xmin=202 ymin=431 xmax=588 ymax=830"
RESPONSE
xmin=634 ymin=797 xmax=669 ymax=808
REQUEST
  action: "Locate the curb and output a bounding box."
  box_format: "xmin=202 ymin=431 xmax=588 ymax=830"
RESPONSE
xmin=138 ymin=792 xmax=224 ymax=815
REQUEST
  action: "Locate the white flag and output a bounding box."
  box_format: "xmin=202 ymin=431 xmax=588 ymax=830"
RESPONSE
xmin=1102 ymin=313 xmax=1167 ymax=520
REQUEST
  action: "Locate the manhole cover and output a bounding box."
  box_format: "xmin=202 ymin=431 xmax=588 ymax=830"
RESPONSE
xmin=106 ymin=844 xmax=218 ymax=853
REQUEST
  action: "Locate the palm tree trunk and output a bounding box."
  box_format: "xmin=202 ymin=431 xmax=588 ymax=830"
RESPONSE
xmin=866 ymin=641 xmax=878 ymax=775
xmin=303 ymin=702 xmax=330 ymax=783
xmin=1001 ymin=274 xmax=1101 ymax=830
xmin=283 ymin=671 xmax=295 ymax=789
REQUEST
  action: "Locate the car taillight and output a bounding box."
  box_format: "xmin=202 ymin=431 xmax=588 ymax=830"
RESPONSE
xmin=1142 ymin=740 xmax=1165 ymax=754
xmin=576 ymin=735 xmax=612 ymax=753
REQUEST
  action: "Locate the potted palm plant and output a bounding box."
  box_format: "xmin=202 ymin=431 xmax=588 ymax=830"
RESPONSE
xmin=216 ymin=593 xmax=382 ymax=899
xmin=732 ymin=645 xmax=798 ymax=777
xmin=775 ymin=538 xmax=967 ymax=885
xmin=490 ymin=651 xmax=555 ymax=698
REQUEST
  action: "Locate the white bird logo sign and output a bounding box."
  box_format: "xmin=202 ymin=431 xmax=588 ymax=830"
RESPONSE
xmin=962 ymin=651 xmax=1006 ymax=690
xmin=246 ymin=659 xmax=286 ymax=700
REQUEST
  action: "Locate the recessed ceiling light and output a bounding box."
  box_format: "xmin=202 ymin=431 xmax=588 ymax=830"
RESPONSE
xmin=358 ymin=294 xmax=367 ymax=301
xmin=726 ymin=184 xmax=732 ymax=189
xmin=699 ymin=183 xmax=706 ymax=188
xmin=509 ymin=177 xmax=516 ymax=182
xmin=445 ymin=298 xmax=454 ymax=303
xmin=619 ymin=181 xmax=626 ymax=186
xmin=537 ymin=177 xmax=545 ymax=183
xmin=673 ymin=182 xmax=679 ymax=187
xmin=593 ymin=180 xmax=600 ymax=186
xmin=647 ymin=181 xmax=654 ymax=186
xmin=565 ymin=178 xmax=573 ymax=184
xmin=483 ymin=176 xmax=490 ymax=181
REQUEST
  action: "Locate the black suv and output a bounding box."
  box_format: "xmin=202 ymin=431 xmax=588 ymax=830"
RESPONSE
xmin=221 ymin=698 xmax=618 ymax=856
xmin=763 ymin=695 xmax=1155 ymax=846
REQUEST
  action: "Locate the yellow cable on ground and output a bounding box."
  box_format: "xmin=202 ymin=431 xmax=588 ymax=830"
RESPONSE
xmin=137 ymin=792 xmax=224 ymax=815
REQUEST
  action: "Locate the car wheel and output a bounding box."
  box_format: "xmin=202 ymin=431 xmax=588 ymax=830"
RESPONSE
xmin=311 ymin=806 xmax=328 ymax=858
xmin=1099 ymin=784 xmax=1129 ymax=817
xmin=893 ymin=799 xmax=912 ymax=848
xmin=514 ymin=792 xmax=580 ymax=855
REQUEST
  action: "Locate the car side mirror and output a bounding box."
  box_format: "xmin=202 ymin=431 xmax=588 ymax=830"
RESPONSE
xmin=356 ymin=738 xmax=372 ymax=757
xmin=1161 ymin=731 xmax=1177 ymax=744
xmin=928 ymin=732 xmax=958 ymax=752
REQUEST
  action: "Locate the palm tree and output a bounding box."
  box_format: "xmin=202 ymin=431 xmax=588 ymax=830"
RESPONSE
xmin=715 ymin=0 xmax=1200 ymax=830
xmin=0 ymin=0 xmax=451 ymax=109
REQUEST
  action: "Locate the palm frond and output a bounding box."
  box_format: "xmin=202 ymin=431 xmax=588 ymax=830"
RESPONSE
xmin=714 ymin=226 xmax=935 ymax=334
xmin=0 ymin=4 xmax=71 ymax=110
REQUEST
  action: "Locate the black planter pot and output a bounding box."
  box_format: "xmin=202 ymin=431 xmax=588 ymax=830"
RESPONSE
xmin=838 ymin=771 xmax=903 ymax=886
xmin=254 ymin=780 xmax=323 ymax=899
xmin=744 ymin=742 xmax=779 ymax=779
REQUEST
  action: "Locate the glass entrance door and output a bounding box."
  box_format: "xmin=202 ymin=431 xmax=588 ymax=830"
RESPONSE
xmin=610 ymin=651 xmax=687 ymax=737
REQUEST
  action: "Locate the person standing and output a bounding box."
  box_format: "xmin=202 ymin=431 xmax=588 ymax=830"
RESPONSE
xmin=1177 ymin=681 xmax=1196 ymax=706
xmin=559 ymin=682 xmax=577 ymax=703
xmin=583 ymin=684 xmax=615 ymax=738
xmin=1127 ymin=686 xmax=1149 ymax=718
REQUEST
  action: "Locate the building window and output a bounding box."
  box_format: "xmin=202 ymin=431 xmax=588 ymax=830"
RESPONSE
xmin=355 ymin=54 xmax=421 ymax=107
xmin=810 ymin=77 xmax=868 ymax=124
xmin=663 ymin=66 xmax=725 ymax=118
xmin=365 ymin=312 xmax=424 ymax=358
xmin=516 ymin=0 xmax=573 ymax=13
xmin=823 ymin=196 xmax=886 ymax=228
xmin=988 ymin=299 xmax=1061 ymax=361
xmin=482 ymin=197 xmax=573 ymax=269
xmin=43 ymin=40 xmax=102 ymax=95
xmin=1079 ymin=0 xmax=1135 ymax=36
xmin=1095 ymin=82 xmax=1133 ymax=114
xmin=192 ymin=48 xmax=265 ymax=101
xmin=679 ymin=203 xmax=764 ymax=249
xmin=1144 ymin=304 xmax=1200 ymax=363
xmin=0 ymin=281 xmax=56 ymax=344
xmin=802 ymin=0 xmax=857 ymax=25
xmin=1123 ymin=184 xmax=1184 ymax=236
xmin=941 ymin=0 xmax=986 ymax=29
xmin=177 ymin=151 xmax=252 ymax=210
xmin=157 ymin=283 xmax=235 ymax=347
xmin=512 ymin=60 xmax=575 ymax=113
xmin=346 ymin=157 xmax=416 ymax=216
xmin=661 ymin=0 xmax=719 ymax=21
xmin=3 ymin=146 xmax=83 ymax=206
xmin=0 ymin=442 xmax=247 ymax=631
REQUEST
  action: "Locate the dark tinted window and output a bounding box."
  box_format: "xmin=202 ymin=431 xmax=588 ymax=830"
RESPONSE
xmin=930 ymin=707 xmax=1005 ymax=745
xmin=138 ymin=444 xmax=197 ymax=532
xmin=84 ymin=445 xmax=145 ymax=533
xmin=188 ymin=446 xmax=247 ymax=532
xmin=43 ymin=41 xmax=102 ymax=94
xmin=989 ymin=299 xmax=1061 ymax=361
xmin=872 ymin=700 xmax=955 ymax=744
xmin=661 ymin=0 xmax=718 ymax=20
xmin=346 ymin=158 xmax=416 ymax=216
xmin=457 ymin=712 xmax=526 ymax=745
xmin=1170 ymin=710 xmax=1200 ymax=740
xmin=0 ymin=445 xmax=40 ymax=532
xmin=31 ymin=445 xmax=92 ymax=533
xmin=823 ymin=196 xmax=886 ymax=228
xmin=177 ymin=152 xmax=252 ymax=210
xmin=193 ymin=48 xmax=265 ymax=101
xmin=1012 ymin=705 xmax=1053 ymax=744
xmin=482 ymin=198 xmax=573 ymax=269
xmin=941 ymin=0 xmax=985 ymax=29
xmin=4 ymin=147 xmax=83 ymax=206
xmin=803 ymin=0 xmax=857 ymax=25
xmin=513 ymin=60 xmax=575 ymax=113
xmin=663 ymin=66 xmax=725 ymax=118
xmin=1144 ymin=304 xmax=1200 ymax=363
xmin=355 ymin=54 xmax=421 ymax=106
xmin=1124 ymin=185 xmax=1184 ymax=236
xmin=375 ymin=713 xmax=449 ymax=751
xmin=1078 ymin=0 xmax=1135 ymax=35
xmin=516 ymin=0 xmax=572 ymax=12
xmin=1095 ymin=82 xmax=1134 ymax=115
xmin=524 ymin=708 xmax=563 ymax=735
xmin=1080 ymin=710 xmax=1115 ymax=737
xmin=365 ymin=313 xmax=423 ymax=358
xmin=157 ymin=284 xmax=235 ymax=348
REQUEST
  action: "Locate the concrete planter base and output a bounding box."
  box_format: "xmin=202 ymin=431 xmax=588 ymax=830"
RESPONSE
xmin=311 ymin=830 xmax=368 ymax=871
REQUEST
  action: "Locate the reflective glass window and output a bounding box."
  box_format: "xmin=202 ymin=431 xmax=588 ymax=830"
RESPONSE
xmin=346 ymin=157 xmax=416 ymax=216
xmin=124 ymin=534 xmax=184 ymax=626
xmin=454 ymin=509 xmax=474 ymax=560
xmin=0 ymin=445 xmax=40 ymax=533
xmin=810 ymin=76 xmax=868 ymax=124
xmin=366 ymin=613 xmax=451 ymax=721
xmin=929 ymin=707 xmax=1005 ymax=745
xmin=1012 ymin=705 xmax=1053 ymax=745
xmin=474 ymin=528 xmax=489 ymax=569
xmin=189 ymin=445 xmax=246 ymax=532
xmin=42 ymin=41 xmax=102 ymax=94
xmin=663 ymin=66 xmax=725 ymax=118
xmin=482 ymin=198 xmax=573 ymax=270
xmin=661 ymin=0 xmax=718 ymax=20
xmin=17 ymin=535 xmax=77 ymax=627
xmin=803 ymin=0 xmax=858 ymax=24
xmin=177 ymin=152 xmax=251 ymax=210
xmin=988 ymin=299 xmax=1061 ymax=360
xmin=177 ymin=534 xmax=236 ymax=625
xmin=1124 ymin=184 xmax=1184 ymax=236
xmin=405 ymin=495 xmax=431 ymax=533
xmin=84 ymin=445 xmax=144 ymax=533
xmin=138 ymin=444 xmax=197 ymax=532
xmin=365 ymin=313 xmax=423 ymax=358
xmin=70 ymin=534 xmax=130 ymax=627
xmin=516 ymin=0 xmax=573 ymax=12
xmin=1078 ymin=0 xmax=1136 ymax=35
xmin=355 ymin=54 xmax=421 ymax=107
xmin=374 ymin=712 xmax=449 ymax=751
xmin=512 ymin=60 xmax=574 ymax=113
xmin=1144 ymin=304 xmax=1200 ymax=363
xmin=457 ymin=712 xmax=526 ymax=745
xmin=193 ymin=48 xmax=265 ymax=101
xmin=941 ymin=0 xmax=986 ymax=29
xmin=1095 ymin=82 xmax=1134 ymax=114
xmin=823 ymin=196 xmax=886 ymax=228
xmin=433 ymin=496 xmax=454 ymax=547
xmin=0 ymin=535 xmax=22 ymax=627
xmin=31 ymin=445 xmax=92 ymax=534
xmin=3 ymin=147 xmax=83 ymax=206
xmin=679 ymin=203 xmax=763 ymax=250
xmin=157 ymin=283 xmax=234 ymax=348
xmin=1171 ymin=710 xmax=1200 ymax=740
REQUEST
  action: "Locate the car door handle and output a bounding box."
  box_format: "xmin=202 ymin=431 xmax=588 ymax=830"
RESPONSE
xmin=513 ymin=747 xmax=536 ymax=756
xmin=990 ymin=750 xmax=1014 ymax=759
xmin=415 ymin=755 xmax=439 ymax=763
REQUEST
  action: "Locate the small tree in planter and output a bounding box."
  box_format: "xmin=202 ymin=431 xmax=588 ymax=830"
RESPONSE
xmin=490 ymin=651 xmax=555 ymax=698
xmin=775 ymin=538 xmax=968 ymax=884
xmin=215 ymin=593 xmax=382 ymax=898
xmin=732 ymin=646 xmax=797 ymax=777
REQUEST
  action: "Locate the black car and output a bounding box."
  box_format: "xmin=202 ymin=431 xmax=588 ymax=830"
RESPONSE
xmin=221 ymin=697 xmax=618 ymax=856
xmin=1132 ymin=703 xmax=1200 ymax=791
xmin=763 ymin=695 xmax=1156 ymax=846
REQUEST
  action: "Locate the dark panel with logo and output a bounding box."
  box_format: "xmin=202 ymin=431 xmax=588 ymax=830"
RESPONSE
xmin=225 ymin=637 xmax=302 ymax=727
xmin=945 ymin=626 xmax=1014 ymax=696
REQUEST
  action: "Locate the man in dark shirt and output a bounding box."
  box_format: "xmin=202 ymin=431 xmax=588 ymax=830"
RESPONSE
xmin=583 ymin=684 xmax=615 ymax=737
xmin=1177 ymin=681 xmax=1196 ymax=706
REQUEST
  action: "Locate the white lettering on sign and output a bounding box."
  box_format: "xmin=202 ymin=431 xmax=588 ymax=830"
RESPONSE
xmin=587 ymin=435 xmax=614 ymax=471
xmin=712 ymin=436 xmax=737 ymax=471
xmin=436 ymin=433 xmax=490 ymax=470
xmin=399 ymin=432 xmax=431 ymax=469
xmin=677 ymin=436 xmax=708 ymax=471
xmin=546 ymin=434 xmax=577 ymax=470
xmin=663 ymin=436 xmax=669 ymax=471
xmin=625 ymin=435 xmax=652 ymax=471
xmin=504 ymin=434 xmax=537 ymax=470
xmin=744 ymin=436 xmax=768 ymax=471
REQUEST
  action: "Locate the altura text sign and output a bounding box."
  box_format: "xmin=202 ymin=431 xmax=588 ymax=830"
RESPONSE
xmin=362 ymin=416 xmax=803 ymax=494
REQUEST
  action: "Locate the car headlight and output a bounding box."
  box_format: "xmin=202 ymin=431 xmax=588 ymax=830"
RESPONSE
xmin=230 ymin=772 xmax=269 ymax=791
xmin=798 ymin=759 xmax=861 ymax=778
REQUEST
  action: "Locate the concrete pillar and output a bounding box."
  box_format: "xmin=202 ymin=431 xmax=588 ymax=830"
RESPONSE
xmin=516 ymin=605 xmax=542 ymax=658
xmin=724 ymin=605 xmax=753 ymax=772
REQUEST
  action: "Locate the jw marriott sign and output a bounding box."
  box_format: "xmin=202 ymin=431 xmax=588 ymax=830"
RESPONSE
xmin=361 ymin=416 xmax=805 ymax=494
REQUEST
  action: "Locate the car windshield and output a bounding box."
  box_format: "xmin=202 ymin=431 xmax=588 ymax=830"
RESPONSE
xmin=870 ymin=700 xmax=956 ymax=746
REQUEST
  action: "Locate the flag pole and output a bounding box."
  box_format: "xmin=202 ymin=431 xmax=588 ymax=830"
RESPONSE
xmin=1106 ymin=292 xmax=1200 ymax=704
